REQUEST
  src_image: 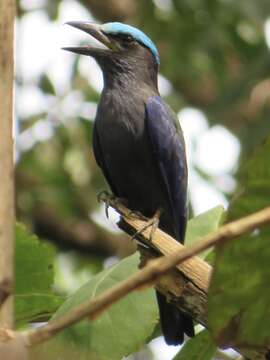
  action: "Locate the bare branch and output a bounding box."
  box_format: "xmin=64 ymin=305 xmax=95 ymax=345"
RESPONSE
xmin=0 ymin=329 xmax=28 ymax=360
xmin=16 ymin=171 xmax=135 ymax=258
xmin=33 ymin=206 xmax=135 ymax=258
xmin=0 ymin=0 xmax=15 ymax=328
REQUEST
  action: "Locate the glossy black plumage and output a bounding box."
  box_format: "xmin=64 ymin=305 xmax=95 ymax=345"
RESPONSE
xmin=64 ymin=21 xmax=194 ymax=345
xmin=145 ymin=96 xmax=188 ymax=242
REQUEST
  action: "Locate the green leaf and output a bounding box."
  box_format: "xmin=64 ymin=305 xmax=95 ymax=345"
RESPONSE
xmin=42 ymin=253 xmax=158 ymax=360
xmin=208 ymin=137 xmax=270 ymax=348
xmin=15 ymin=223 xmax=63 ymax=325
xmin=173 ymin=330 xmax=216 ymax=360
xmin=39 ymin=74 xmax=56 ymax=95
xmin=185 ymin=205 xmax=225 ymax=258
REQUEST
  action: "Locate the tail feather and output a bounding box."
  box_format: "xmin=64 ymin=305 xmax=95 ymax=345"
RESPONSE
xmin=156 ymin=291 xmax=194 ymax=345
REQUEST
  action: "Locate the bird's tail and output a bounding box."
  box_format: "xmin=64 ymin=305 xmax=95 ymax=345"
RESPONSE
xmin=156 ymin=291 xmax=194 ymax=345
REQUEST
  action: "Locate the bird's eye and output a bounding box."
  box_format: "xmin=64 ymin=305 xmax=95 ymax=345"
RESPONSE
xmin=111 ymin=33 xmax=135 ymax=48
xmin=122 ymin=35 xmax=135 ymax=49
xmin=121 ymin=34 xmax=135 ymax=47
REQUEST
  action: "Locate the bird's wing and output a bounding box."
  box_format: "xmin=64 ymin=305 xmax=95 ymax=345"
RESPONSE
xmin=93 ymin=122 xmax=119 ymax=196
xmin=145 ymin=95 xmax=188 ymax=242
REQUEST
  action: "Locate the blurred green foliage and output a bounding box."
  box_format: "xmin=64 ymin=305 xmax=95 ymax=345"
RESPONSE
xmin=15 ymin=0 xmax=270 ymax=358
xmin=173 ymin=330 xmax=216 ymax=360
xmin=208 ymin=136 xmax=270 ymax=349
xmin=42 ymin=253 xmax=158 ymax=360
xmin=15 ymin=223 xmax=63 ymax=326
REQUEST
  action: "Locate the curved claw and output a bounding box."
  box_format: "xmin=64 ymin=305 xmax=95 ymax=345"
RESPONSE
xmin=97 ymin=190 xmax=112 ymax=203
xmin=97 ymin=191 xmax=129 ymax=219
xmin=97 ymin=191 xmax=113 ymax=218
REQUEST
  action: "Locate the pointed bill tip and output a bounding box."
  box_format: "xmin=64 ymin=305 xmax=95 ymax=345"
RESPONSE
xmin=64 ymin=21 xmax=101 ymax=32
xmin=64 ymin=21 xmax=84 ymax=28
xmin=61 ymin=46 xmax=73 ymax=51
xmin=61 ymin=46 xmax=92 ymax=55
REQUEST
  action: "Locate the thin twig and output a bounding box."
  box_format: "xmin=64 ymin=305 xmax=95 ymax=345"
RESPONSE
xmin=24 ymin=203 xmax=270 ymax=355
xmin=0 ymin=0 xmax=15 ymax=329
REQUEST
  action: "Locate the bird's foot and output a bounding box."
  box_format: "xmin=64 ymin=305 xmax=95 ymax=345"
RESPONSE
xmin=131 ymin=208 xmax=162 ymax=243
xmin=97 ymin=191 xmax=128 ymax=218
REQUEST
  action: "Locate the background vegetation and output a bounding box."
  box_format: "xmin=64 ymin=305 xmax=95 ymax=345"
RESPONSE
xmin=14 ymin=0 xmax=270 ymax=359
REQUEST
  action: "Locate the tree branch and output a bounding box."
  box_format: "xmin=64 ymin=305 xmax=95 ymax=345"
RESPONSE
xmin=33 ymin=206 xmax=135 ymax=258
xmin=0 ymin=0 xmax=15 ymax=329
xmin=16 ymin=170 xmax=135 ymax=258
xmin=23 ymin=198 xmax=270 ymax=358
xmin=80 ymin=0 xmax=137 ymax=22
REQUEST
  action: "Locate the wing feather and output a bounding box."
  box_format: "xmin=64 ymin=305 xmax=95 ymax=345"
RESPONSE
xmin=93 ymin=122 xmax=119 ymax=196
xmin=145 ymin=95 xmax=188 ymax=242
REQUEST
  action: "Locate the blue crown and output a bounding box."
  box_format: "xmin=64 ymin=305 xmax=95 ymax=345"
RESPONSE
xmin=102 ymin=22 xmax=160 ymax=64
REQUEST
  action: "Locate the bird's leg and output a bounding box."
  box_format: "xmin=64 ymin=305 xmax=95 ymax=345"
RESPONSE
xmin=131 ymin=208 xmax=162 ymax=243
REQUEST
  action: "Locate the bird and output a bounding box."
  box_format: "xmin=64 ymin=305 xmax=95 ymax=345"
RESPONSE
xmin=63 ymin=21 xmax=194 ymax=345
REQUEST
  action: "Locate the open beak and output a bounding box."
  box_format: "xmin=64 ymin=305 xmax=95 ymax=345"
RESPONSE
xmin=62 ymin=21 xmax=119 ymax=56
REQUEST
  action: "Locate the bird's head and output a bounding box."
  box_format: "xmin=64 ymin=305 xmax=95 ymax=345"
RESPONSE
xmin=63 ymin=21 xmax=159 ymax=87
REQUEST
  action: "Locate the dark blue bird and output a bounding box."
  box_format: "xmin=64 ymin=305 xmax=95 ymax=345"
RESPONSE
xmin=64 ymin=21 xmax=194 ymax=345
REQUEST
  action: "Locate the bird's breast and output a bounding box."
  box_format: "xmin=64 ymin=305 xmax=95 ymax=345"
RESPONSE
xmin=96 ymin=91 xmax=148 ymax=153
xmin=95 ymin=92 xmax=167 ymax=216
